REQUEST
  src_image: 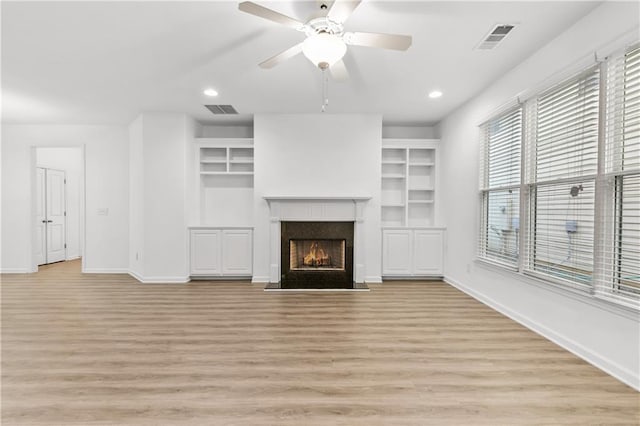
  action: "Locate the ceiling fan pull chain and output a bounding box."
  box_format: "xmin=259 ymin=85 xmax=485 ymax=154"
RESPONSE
xmin=321 ymin=68 xmax=329 ymax=112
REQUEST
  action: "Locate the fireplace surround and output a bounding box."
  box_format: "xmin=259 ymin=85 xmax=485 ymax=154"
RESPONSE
xmin=263 ymin=196 xmax=371 ymax=288
xmin=281 ymin=221 xmax=354 ymax=289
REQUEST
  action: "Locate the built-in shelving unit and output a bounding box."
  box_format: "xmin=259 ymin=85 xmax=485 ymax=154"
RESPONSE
xmin=381 ymin=140 xmax=439 ymax=227
xmin=381 ymin=139 xmax=444 ymax=278
xmin=195 ymin=138 xmax=254 ymax=226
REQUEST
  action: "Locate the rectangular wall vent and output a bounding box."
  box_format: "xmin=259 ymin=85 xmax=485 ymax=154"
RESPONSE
xmin=476 ymin=24 xmax=515 ymax=50
xmin=205 ymin=105 xmax=238 ymax=114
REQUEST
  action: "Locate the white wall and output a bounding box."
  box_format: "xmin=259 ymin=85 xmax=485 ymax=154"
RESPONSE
xmin=36 ymin=147 xmax=83 ymax=260
xmin=128 ymin=116 xmax=144 ymax=278
xmin=200 ymin=124 xmax=253 ymax=138
xmin=200 ymin=123 xmax=436 ymax=140
xmin=382 ymin=125 xmax=437 ymax=139
xmin=128 ymin=112 xmax=194 ymax=283
xmin=1 ymin=125 xmax=129 ymax=272
xmin=252 ymin=114 xmax=382 ymax=283
xmin=438 ymin=2 xmax=640 ymax=389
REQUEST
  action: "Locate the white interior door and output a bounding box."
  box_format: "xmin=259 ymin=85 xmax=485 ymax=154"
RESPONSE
xmin=45 ymin=169 xmax=66 ymax=263
xmin=35 ymin=168 xmax=47 ymax=265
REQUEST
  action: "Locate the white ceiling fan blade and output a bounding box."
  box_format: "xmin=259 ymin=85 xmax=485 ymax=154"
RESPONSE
xmin=259 ymin=43 xmax=304 ymax=69
xmin=239 ymin=1 xmax=305 ymax=30
xmin=344 ymin=32 xmax=412 ymax=51
xmin=330 ymin=59 xmax=349 ymax=81
xmin=326 ymin=0 xmax=362 ymax=24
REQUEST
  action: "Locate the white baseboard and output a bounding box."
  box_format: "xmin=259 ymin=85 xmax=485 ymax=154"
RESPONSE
xmin=365 ymin=276 xmax=383 ymax=283
xmin=444 ymin=275 xmax=640 ymax=391
xmin=251 ymin=276 xmax=271 ymax=284
xmin=65 ymin=255 xmax=81 ymax=261
xmin=128 ymin=270 xmax=189 ymax=284
xmin=0 ymin=268 xmax=32 ymax=274
xmin=83 ymin=268 xmax=129 ymax=274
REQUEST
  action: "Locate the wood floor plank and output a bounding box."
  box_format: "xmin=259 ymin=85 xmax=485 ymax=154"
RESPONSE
xmin=2 ymin=259 xmax=638 ymax=425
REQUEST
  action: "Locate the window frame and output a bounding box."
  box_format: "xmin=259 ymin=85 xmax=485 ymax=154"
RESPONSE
xmin=478 ymin=106 xmax=523 ymax=269
xmin=476 ymin=43 xmax=640 ymax=311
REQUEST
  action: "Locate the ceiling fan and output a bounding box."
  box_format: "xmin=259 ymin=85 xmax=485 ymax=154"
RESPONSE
xmin=238 ymin=0 xmax=412 ymax=80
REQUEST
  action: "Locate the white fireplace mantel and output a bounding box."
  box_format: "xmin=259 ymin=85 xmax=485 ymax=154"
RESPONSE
xmin=263 ymin=196 xmax=371 ymax=283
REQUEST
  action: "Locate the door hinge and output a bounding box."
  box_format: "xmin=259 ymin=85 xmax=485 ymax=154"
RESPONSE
xmin=64 ymin=211 xmax=67 ymax=216
xmin=64 ymin=243 xmax=67 ymax=249
xmin=64 ymin=178 xmax=67 ymax=184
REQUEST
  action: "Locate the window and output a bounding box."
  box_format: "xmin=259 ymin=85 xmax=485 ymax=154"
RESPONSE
xmin=478 ymin=107 xmax=521 ymax=267
xmin=526 ymin=68 xmax=600 ymax=291
xmin=477 ymin=42 xmax=640 ymax=310
xmin=598 ymin=44 xmax=640 ymax=307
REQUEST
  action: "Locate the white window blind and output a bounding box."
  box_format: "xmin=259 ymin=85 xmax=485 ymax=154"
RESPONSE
xmin=598 ymin=44 xmax=640 ymax=308
xmin=477 ymin=43 xmax=640 ymax=311
xmin=605 ymin=44 xmax=640 ymax=174
xmin=479 ymin=107 xmax=522 ymax=266
xmin=613 ymin=174 xmax=640 ymax=302
xmin=526 ymin=67 xmax=600 ymax=291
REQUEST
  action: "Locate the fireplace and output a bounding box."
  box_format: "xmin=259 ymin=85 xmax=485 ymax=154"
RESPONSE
xmin=281 ymin=221 xmax=354 ymax=289
xmin=290 ymin=239 xmax=346 ymax=271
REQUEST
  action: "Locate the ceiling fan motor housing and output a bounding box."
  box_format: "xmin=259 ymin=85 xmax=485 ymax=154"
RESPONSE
xmin=303 ymin=17 xmax=344 ymax=37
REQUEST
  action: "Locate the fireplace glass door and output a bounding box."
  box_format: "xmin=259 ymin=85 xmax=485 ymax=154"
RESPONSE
xmin=289 ymin=239 xmax=346 ymax=271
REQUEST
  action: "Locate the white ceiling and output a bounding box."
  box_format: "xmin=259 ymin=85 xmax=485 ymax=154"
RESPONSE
xmin=1 ymin=1 xmax=602 ymax=126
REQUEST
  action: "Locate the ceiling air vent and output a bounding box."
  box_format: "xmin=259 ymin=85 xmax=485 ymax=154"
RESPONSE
xmin=476 ymin=24 xmax=515 ymax=50
xmin=205 ymin=105 xmax=238 ymax=115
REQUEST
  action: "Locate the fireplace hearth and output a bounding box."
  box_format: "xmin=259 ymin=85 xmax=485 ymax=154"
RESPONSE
xmin=281 ymin=221 xmax=354 ymax=289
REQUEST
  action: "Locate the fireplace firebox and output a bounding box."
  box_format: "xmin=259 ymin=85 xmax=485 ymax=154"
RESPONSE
xmin=281 ymin=222 xmax=354 ymax=289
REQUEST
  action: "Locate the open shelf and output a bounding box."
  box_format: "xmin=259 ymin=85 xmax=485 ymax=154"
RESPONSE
xmin=381 ymin=142 xmax=438 ymax=228
xmin=196 ymin=140 xmax=254 ymax=226
xmin=201 ymin=147 xmax=226 ymax=162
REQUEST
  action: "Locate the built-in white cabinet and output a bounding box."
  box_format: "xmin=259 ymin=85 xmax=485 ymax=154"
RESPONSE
xmin=381 ymin=139 xmax=444 ymax=278
xmin=190 ymin=229 xmax=222 ymax=275
xmin=381 ymin=229 xmax=413 ymax=274
xmin=189 ymin=228 xmax=253 ymax=277
xmin=382 ymin=228 xmax=445 ymax=277
xmin=412 ymin=229 xmax=444 ymax=275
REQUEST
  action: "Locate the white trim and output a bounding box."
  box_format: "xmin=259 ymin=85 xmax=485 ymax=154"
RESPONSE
xmin=365 ymin=275 xmax=383 ymax=283
xmin=264 ymin=287 xmax=369 ymax=292
xmin=128 ymin=270 xmax=190 ymax=283
xmin=382 ymin=276 xmax=443 ymax=280
xmin=0 ymin=268 xmax=33 ymax=274
xmin=188 ymin=225 xmax=254 ymax=230
xmin=263 ymin=197 xmax=371 ymax=284
xmin=251 ymin=275 xmax=270 ymax=284
xmin=84 ymin=268 xmax=129 ymax=274
xmin=128 ymin=270 xmax=145 ymax=282
xmin=263 ymin=196 xmax=371 ymax=202
xmin=444 ymin=274 xmax=640 ymax=391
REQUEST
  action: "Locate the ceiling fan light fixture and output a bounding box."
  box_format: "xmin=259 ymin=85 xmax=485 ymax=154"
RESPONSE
xmin=302 ymin=32 xmax=347 ymax=69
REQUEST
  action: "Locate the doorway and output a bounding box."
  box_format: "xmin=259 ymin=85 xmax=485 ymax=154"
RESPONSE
xmin=36 ymin=167 xmax=67 ymax=265
xmin=34 ymin=147 xmax=84 ymax=268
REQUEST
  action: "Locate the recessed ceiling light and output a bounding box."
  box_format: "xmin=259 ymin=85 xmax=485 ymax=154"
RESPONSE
xmin=428 ymin=90 xmax=443 ymax=99
xmin=203 ymin=88 xmax=219 ymax=97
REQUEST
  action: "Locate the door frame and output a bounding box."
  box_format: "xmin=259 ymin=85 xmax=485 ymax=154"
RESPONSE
xmin=30 ymin=145 xmax=86 ymax=273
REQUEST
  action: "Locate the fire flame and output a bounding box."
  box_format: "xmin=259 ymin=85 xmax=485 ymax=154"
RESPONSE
xmin=303 ymin=241 xmax=331 ymax=267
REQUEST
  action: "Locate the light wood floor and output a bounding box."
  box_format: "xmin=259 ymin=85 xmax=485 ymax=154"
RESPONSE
xmin=2 ymin=260 xmax=638 ymax=425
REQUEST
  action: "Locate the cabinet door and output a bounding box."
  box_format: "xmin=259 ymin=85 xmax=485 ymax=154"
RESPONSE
xmin=222 ymin=230 xmax=253 ymax=275
xmin=190 ymin=230 xmax=221 ymax=275
xmin=382 ymin=230 xmax=412 ymax=275
xmin=413 ymin=229 xmax=443 ymax=275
